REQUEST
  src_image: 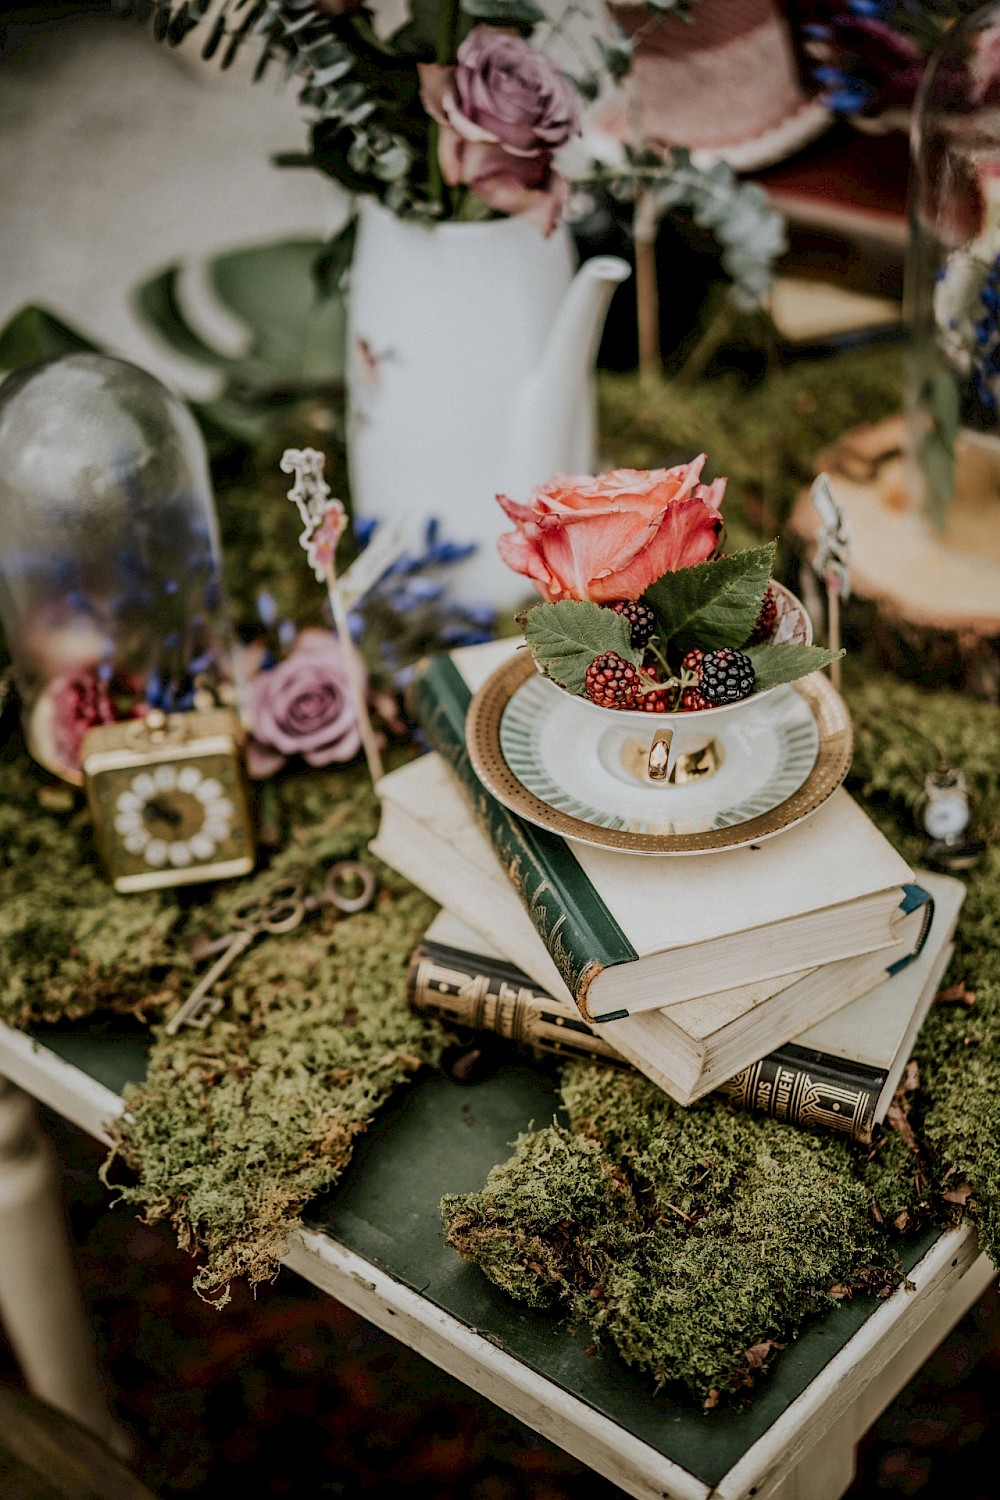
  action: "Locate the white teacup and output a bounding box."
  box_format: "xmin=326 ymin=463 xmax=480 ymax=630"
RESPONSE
xmin=549 ymin=580 xmax=813 ymax=788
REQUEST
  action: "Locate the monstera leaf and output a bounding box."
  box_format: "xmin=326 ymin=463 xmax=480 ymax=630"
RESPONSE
xmin=0 ymin=238 xmax=349 ymax=458
xmin=133 ymin=237 xmax=347 ymax=408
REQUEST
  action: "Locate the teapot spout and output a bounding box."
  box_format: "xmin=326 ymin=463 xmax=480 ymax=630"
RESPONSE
xmin=505 ymin=255 xmax=631 ymax=499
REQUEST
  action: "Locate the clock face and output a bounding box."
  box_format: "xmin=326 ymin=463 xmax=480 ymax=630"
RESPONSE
xmin=88 ymin=745 xmax=254 ymax=892
xmin=113 ymin=763 xmax=235 ymax=870
xmin=923 ymin=791 xmax=969 ymax=842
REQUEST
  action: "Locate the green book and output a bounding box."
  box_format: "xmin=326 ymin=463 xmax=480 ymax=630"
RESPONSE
xmin=409 ymin=640 xmax=914 ymax=1024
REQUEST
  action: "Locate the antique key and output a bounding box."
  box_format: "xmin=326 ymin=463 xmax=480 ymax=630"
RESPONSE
xmin=165 ymin=861 xmax=376 ymax=1036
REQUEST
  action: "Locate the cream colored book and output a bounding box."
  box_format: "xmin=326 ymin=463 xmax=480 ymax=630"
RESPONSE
xmin=412 ymin=873 xmax=959 ymax=1134
xmin=373 ymin=755 xmax=933 ymax=1104
xmin=407 ymin=640 xmax=914 ymax=1022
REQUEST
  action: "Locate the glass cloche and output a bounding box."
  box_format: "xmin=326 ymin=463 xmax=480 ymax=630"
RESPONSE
xmin=907 ymin=1 xmax=1000 ymax=566
xmin=0 ymin=354 xmax=234 ymax=783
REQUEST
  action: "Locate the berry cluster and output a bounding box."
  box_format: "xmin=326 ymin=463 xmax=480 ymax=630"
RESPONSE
xmin=582 ymin=599 xmax=759 ymax=713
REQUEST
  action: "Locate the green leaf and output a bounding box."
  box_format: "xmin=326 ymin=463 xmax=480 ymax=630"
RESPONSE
xmin=0 ymin=305 xmax=99 ymax=371
xmin=313 ymin=217 xmax=357 ymax=299
xmin=132 ymin=267 xmax=235 ymax=371
xmin=644 ymin=544 xmax=774 ymax=651
xmin=461 ymin=0 xmax=546 ymax=24
xmin=522 ymin=601 xmax=638 ymax=696
xmin=744 ymin=644 xmax=845 ymax=692
xmin=133 ymin=239 xmax=347 ymax=390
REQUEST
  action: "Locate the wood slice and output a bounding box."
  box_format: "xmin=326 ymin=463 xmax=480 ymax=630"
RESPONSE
xmin=788 ymin=415 xmax=1000 ymax=699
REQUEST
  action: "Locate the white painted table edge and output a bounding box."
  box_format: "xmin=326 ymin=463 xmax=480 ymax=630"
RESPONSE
xmin=0 ymin=1018 xmax=992 ymax=1500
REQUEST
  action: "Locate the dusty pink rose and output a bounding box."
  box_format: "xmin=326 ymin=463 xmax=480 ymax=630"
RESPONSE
xmin=418 ymin=27 xmax=581 ymax=236
xmin=496 ymin=460 xmax=725 ymax=603
xmin=246 ymin=628 xmax=362 ymax=779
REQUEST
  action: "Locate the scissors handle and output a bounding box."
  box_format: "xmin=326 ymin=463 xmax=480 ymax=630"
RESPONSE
xmin=231 ymin=877 xmax=306 ymax=935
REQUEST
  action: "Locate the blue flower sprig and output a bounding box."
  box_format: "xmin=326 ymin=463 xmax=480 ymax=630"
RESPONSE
xmin=971 ymin=253 xmax=1000 ymax=413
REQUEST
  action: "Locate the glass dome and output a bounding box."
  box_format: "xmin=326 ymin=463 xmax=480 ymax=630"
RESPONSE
xmin=907 ymin=1 xmax=1000 ymax=565
xmin=0 ymin=354 xmax=233 ymax=782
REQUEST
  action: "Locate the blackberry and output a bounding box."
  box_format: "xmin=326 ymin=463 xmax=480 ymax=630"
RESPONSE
xmin=609 ymin=599 xmax=656 ymax=650
xmin=699 ymin=648 xmax=755 ymax=705
xmin=585 ymin=652 xmax=641 ymax=709
xmin=681 ymin=648 xmax=704 ymax=678
xmin=750 ymin=585 xmax=779 ymax=644
xmin=681 ymin=687 xmax=710 ymax=712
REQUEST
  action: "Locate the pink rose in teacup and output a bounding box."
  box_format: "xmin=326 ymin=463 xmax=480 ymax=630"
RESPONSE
xmin=495 ymin=458 xmax=725 ymax=603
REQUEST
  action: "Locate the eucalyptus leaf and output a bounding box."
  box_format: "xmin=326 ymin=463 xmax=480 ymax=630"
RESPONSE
xmin=744 ymin=643 xmax=844 ymax=692
xmin=523 ymin=601 xmax=638 ymax=696
xmin=644 ymin=544 xmax=774 ymax=651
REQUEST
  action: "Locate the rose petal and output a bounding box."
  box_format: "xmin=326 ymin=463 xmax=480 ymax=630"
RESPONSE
xmin=245 ymin=738 xmax=286 ymax=780
xmin=302 ymin=719 xmax=362 ymax=766
xmin=417 ymin=62 xmax=452 ymax=126
xmin=496 ymin=530 xmax=554 ymax=595
xmin=587 ymin=496 xmax=723 ymax=602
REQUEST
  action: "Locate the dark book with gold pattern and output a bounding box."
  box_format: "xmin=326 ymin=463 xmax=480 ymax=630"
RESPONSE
xmin=409 ymin=872 xmax=961 ymax=1143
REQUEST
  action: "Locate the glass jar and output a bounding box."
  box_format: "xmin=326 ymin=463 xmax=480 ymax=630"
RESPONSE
xmin=907 ymin=1 xmax=1000 ymax=565
xmin=0 ymin=354 xmax=233 ymax=783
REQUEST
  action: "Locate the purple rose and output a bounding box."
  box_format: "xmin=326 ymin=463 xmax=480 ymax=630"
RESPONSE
xmin=449 ymin=26 xmax=581 ymax=157
xmin=245 ymin=628 xmax=362 ymax=779
xmin=419 ymin=27 xmax=582 ymax=236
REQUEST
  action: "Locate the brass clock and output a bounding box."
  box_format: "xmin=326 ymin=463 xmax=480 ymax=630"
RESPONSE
xmin=82 ymin=708 xmax=255 ymax=893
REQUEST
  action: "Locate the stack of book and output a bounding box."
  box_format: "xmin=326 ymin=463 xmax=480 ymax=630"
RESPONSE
xmin=373 ymin=640 xmax=964 ymax=1143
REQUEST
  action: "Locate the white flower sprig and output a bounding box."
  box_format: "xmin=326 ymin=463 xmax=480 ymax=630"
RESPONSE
xmin=280 ymin=447 xmax=383 ymax=782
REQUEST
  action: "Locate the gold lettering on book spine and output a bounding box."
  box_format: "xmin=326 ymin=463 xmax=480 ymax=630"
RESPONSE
xmin=408 ymin=949 xmax=620 ymax=1064
xmin=719 ymin=1061 xmax=877 ymax=1143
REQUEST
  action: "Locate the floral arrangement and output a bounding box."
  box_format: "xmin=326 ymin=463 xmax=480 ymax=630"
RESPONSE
xmin=122 ymin=0 xmax=784 ymax=302
xmin=499 ymin=461 xmax=841 ymax=712
xmin=241 ymin=515 xmax=496 ymax=776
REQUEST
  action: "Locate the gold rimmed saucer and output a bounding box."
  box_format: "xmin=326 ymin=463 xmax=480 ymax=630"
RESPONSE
xmin=466 ymin=651 xmax=853 ymax=856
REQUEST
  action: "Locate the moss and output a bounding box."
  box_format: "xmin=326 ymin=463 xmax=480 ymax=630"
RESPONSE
xmin=0 ymin=737 xmax=185 ymax=1026
xmin=444 ymin=1066 xmax=898 ymax=1400
xmin=101 ymin=765 xmax=440 ymax=1301
xmin=443 ymin=1125 xmax=636 ymax=1308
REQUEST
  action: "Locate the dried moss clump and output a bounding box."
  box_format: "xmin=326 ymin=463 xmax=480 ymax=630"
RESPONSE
xmin=0 ymin=730 xmax=440 ymax=1300
xmin=445 ymin=1066 xmax=898 ymax=1401
xmin=105 ymin=764 xmax=440 ymax=1300
xmin=0 ymin=737 xmax=184 ymax=1025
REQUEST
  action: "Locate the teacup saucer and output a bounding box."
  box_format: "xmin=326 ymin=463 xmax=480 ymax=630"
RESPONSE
xmin=466 ymin=651 xmax=853 ymax=856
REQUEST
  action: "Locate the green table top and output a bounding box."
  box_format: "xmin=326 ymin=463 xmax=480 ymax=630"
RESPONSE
xmin=32 ymin=1027 xmax=944 ymax=1489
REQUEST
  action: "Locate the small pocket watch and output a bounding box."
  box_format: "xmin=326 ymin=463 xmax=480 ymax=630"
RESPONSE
xmin=82 ymin=708 xmax=255 ymax=893
xmin=915 ymin=767 xmax=985 ymax=872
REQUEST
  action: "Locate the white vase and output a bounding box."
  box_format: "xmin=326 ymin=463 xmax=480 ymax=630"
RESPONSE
xmin=346 ymin=198 xmax=628 ymax=609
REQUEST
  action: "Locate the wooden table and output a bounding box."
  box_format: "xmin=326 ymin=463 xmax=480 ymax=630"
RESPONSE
xmin=0 ymin=1017 xmax=993 ymax=1500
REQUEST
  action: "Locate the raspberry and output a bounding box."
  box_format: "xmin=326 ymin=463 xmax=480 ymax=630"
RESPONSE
xmin=585 ymin=652 xmax=641 ymax=709
xmin=681 ymin=687 xmax=710 ymax=712
xmin=750 ymin=585 xmax=779 ymax=644
xmin=681 ymin=648 xmax=704 ymax=679
xmin=608 ymin=600 xmax=656 ymax=651
xmin=699 ymin=648 xmax=755 ymax=705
